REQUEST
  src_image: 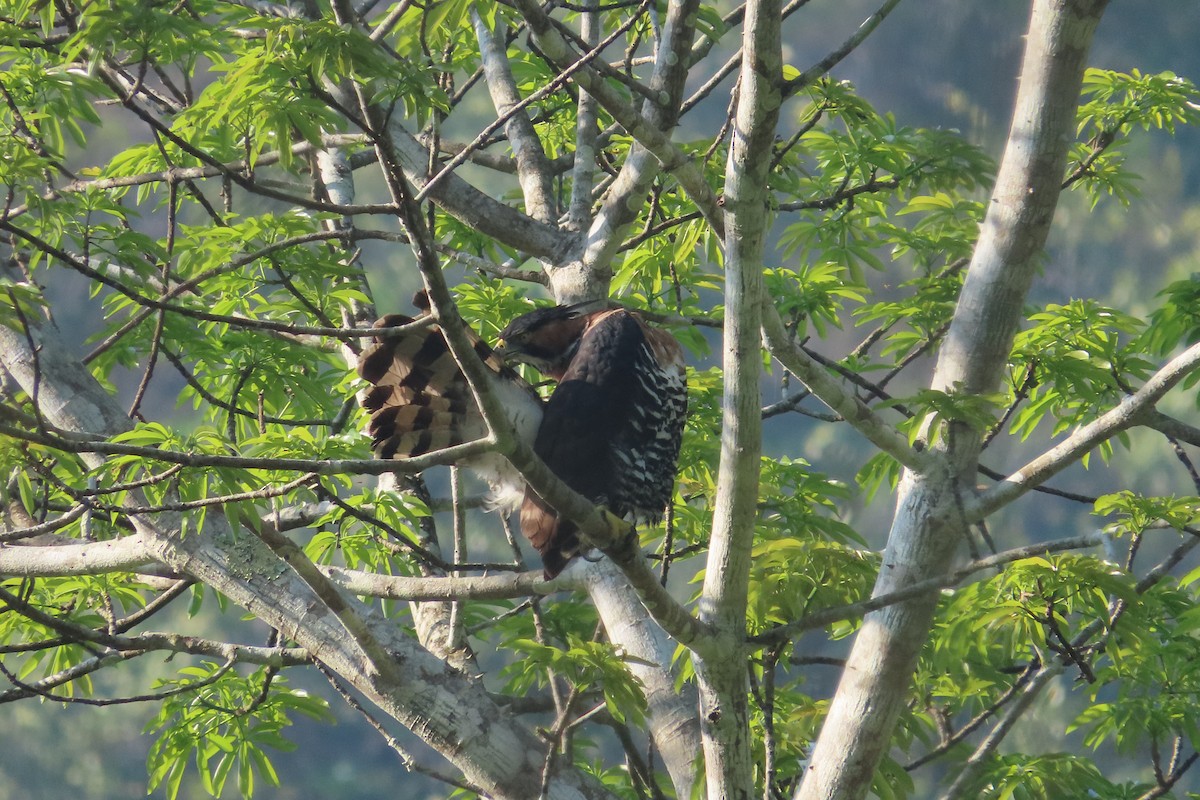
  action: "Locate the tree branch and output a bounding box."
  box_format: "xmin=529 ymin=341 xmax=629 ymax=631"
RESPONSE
xmin=566 ymin=0 xmax=601 ymax=232
xmin=0 ymin=502 xmax=89 ymax=543
xmin=781 ymin=0 xmax=904 ymax=95
xmin=508 ymin=0 xmax=724 ymax=239
xmin=696 ymin=0 xmax=780 ymax=792
xmin=0 ymin=407 xmax=495 ymax=476
xmin=374 ymin=100 xmax=572 ymax=264
xmin=1142 ymin=410 xmax=1200 ymax=448
xmin=575 ymin=0 xmax=703 ymax=301
xmin=937 ymin=662 xmax=1066 ymax=800
xmin=0 ymin=533 xmax=157 ymax=576
xmin=969 ymin=340 xmax=1200 ymax=520
xmin=0 ymin=583 xmax=311 ymax=667
xmin=327 ymin=565 xmax=554 ymax=600
xmin=472 ymin=8 xmax=565 ymax=224
xmin=754 ymin=532 xmax=1107 ymax=646
xmin=760 ymin=304 xmax=934 ymax=472
xmin=420 ymin=7 xmax=643 ymax=210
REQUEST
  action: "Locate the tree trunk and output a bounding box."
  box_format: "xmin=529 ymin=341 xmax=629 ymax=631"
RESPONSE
xmin=696 ymin=0 xmax=782 ymax=795
xmin=585 ymin=561 xmax=701 ymax=796
xmin=795 ymin=2 xmax=1110 ymax=798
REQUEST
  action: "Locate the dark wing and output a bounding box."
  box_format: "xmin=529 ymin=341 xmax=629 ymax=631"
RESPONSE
xmin=521 ymin=309 xmax=686 ymax=577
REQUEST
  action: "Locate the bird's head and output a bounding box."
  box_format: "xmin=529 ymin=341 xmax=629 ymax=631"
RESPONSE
xmin=496 ymin=301 xmax=599 ymax=379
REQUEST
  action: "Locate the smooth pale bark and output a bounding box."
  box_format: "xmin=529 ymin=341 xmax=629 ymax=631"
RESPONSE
xmin=584 ymin=560 xmax=701 ymax=796
xmin=573 ymin=0 xmax=702 ymax=296
xmin=0 ymin=535 xmax=157 ymax=575
xmin=971 ymin=340 xmax=1200 ymax=520
xmin=471 ymin=8 xmax=557 ymax=225
xmin=795 ymin=3 xmax=1110 ymax=799
xmin=0 ymin=314 xmax=616 ymax=800
xmin=381 ymin=114 xmax=570 ymax=261
xmin=509 ymin=0 xmax=723 ymax=243
xmin=695 ymin=0 xmax=781 ymax=795
xmin=566 ymin=0 xmax=600 ymax=232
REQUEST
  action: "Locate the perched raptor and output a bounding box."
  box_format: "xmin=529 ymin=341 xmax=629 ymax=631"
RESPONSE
xmin=358 ymin=299 xmax=687 ymax=577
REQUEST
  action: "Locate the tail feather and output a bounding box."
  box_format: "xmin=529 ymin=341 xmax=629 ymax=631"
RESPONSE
xmin=362 ymin=386 xmax=468 ymax=416
xmin=357 ymin=307 xmax=543 ymax=516
xmin=358 ymin=313 xmax=483 ymax=460
xmin=366 ymin=404 xmax=467 ymax=458
xmin=520 ymin=489 xmax=582 ymax=579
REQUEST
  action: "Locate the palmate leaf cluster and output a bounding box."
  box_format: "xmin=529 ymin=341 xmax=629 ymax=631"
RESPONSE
xmin=144 ymin=665 xmax=334 ymax=800
xmin=2 ymin=0 xmax=1200 ymax=797
xmin=1070 ymin=68 xmax=1200 ymax=207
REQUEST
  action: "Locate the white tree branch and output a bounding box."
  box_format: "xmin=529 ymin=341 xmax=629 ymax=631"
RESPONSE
xmin=760 ymin=303 xmax=935 ymax=473
xmin=329 ymin=565 xmax=553 ymax=599
xmin=970 ymin=340 xmax=1200 ymax=520
xmin=566 ymin=0 xmax=601 ymax=232
xmin=471 ymin=8 xmax=558 ymax=224
xmin=378 ymin=114 xmax=571 ymax=261
xmin=576 ymin=0 xmax=703 ymax=295
xmin=508 ymin=0 xmax=724 ymax=239
xmin=695 ymin=0 xmax=781 ymax=793
xmin=0 ymin=534 xmax=157 ymax=576
xmin=0 ymin=532 xmax=563 ymax=599
xmin=583 ymin=560 xmax=702 ymax=793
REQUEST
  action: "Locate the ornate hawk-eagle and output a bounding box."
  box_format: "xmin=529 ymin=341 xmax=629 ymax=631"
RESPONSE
xmin=357 ymin=299 xmax=687 ymax=578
